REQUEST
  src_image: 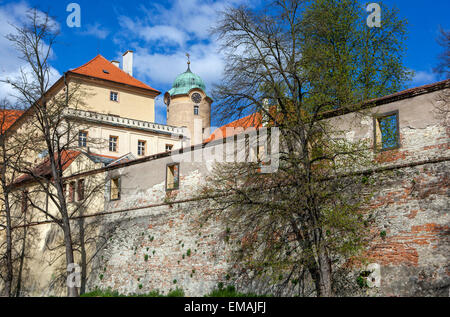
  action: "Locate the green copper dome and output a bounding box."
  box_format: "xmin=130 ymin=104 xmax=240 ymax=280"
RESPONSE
xmin=168 ymin=64 xmax=206 ymax=97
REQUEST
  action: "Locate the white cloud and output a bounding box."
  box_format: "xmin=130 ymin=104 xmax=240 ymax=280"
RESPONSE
xmin=114 ymin=0 xmax=246 ymax=101
xmin=80 ymin=23 xmax=110 ymax=39
xmin=0 ymin=2 xmax=61 ymax=103
xmin=411 ymin=70 xmax=437 ymax=86
xmin=118 ymin=17 xmax=186 ymax=47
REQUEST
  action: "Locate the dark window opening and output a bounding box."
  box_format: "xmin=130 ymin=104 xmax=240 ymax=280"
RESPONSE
xmin=374 ymin=111 xmax=400 ymax=151
xmin=68 ymin=181 xmax=76 ymax=202
xmin=77 ymin=179 xmax=85 ymax=201
xmin=166 ymin=163 xmax=179 ymax=191
xmin=110 ymin=177 xmax=121 ymax=201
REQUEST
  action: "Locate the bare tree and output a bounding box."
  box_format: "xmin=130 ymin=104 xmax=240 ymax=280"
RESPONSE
xmin=1 ymin=9 xmax=103 ymax=297
xmin=434 ymin=26 xmax=450 ymax=79
xmin=432 ymin=27 xmax=450 ymax=123
xmin=0 ymin=100 xmax=27 ymax=296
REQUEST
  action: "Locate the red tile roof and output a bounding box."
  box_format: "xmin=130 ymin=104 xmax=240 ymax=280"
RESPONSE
xmin=205 ymin=112 xmax=263 ymax=143
xmin=14 ymin=150 xmax=81 ymax=184
xmin=68 ymin=54 xmax=160 ymax=94
xmin=0 ymin=110 xmax=24 ymax=133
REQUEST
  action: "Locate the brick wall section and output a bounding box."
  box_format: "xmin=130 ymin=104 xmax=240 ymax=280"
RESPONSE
xmin=86 ymin=170 xmax=231 ymax=296
xmin=366 ymin=160 xmax=449 ymax=296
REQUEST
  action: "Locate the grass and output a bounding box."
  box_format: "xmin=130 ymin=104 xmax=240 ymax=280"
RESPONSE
xmin=81 ymin=287 xmax=185 ymax=297
xmin=81 ymin=284 xmax=269 ymax=297
xmin=205 ymin=285 xmax=271 ymax=297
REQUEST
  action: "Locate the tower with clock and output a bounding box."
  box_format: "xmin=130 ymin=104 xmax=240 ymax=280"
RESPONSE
xmin=164 ymin=55 xmax=212 ymax=145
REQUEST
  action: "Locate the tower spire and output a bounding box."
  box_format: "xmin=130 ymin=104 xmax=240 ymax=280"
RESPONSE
xmin=186 ymin=52 xmax=191 ymax=72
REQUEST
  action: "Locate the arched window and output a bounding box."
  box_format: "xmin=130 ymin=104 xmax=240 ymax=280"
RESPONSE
xmin=194 ymin=105 xmax=199 ymax=115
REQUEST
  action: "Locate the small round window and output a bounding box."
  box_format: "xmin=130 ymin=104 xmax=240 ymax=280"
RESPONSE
xmin=191 ymin=92 xmax=202 ymax=104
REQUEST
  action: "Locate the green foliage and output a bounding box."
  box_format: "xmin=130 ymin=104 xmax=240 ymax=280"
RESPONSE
xmin=380 ymin=230 xmax=387 ymax=239
xmin=356 ymin=270 xmax=372 ymax=288
xmin=356 ymin=275 xmax=368 ymax=288
xmin=300 ymin=0 xmax=411 ymax=110
xmin=205 ymin=285 xmax=270 ymax=297
xmin=144 ymin=254 xmax=149 ymax=261
xmin=186 ymin=249 xmax=191 ymax=257
xmin=81 ymin=287 xmax=185 ymax=297
xmin=82 ymin=288 xmax=121 ymax=297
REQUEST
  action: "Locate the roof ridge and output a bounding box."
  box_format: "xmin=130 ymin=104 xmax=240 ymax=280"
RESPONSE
xmin=70 ymin=54 xmax=103 ymax=73
xmin=69 ymin=54 xmax=160 ymax=93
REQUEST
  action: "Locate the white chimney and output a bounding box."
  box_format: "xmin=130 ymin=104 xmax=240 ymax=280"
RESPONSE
xmin=122 ymin=50 xmax=134 ymax=76
xmin=111 ymin=60 xmax=120 ymax=68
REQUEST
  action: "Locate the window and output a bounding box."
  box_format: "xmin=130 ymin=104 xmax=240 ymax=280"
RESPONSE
xmin=138 ymin=140 xmax=146 ymax=156
xmin=78 ymin=131 xmax=88 ymax=147
xmin=21 ymin=190 xmax=28 ymax=214
xmin=110 ymin=91 xmax=118 ymax=102
xmin=68 ymin=181 xmax=76 ymax=202
xmin=109 ymin=136 xmax=118 ymax=152
xmin=194 ymin=105 xmax=199 ymax=115
xmin=166 ymin=163 xmax=179 ymax=191
xmin=110 ymin=177 xmax=121 ymax=200
xmin=165 ymin=144 xmax=173 ymax=152
xmin=374 ymin=111 xmax=400 ymax=151
xmin=77 ymin=179 xmax=85 ymax=201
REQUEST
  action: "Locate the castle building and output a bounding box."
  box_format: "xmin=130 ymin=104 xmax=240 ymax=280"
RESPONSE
xmin=0 ymin=49 xmax=448 ymax=297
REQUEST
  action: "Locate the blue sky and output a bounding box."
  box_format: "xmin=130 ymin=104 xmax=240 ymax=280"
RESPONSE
xmin=0 ymin=0 xmax=448 ymax=126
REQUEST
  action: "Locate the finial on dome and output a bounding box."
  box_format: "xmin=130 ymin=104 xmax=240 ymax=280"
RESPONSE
xmin=186 ymin=52 xmax=191 ymax=72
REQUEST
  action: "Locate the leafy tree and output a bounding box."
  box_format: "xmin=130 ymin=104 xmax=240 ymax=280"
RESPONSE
xmin=200 ymin=0 xmax=410 ymax=296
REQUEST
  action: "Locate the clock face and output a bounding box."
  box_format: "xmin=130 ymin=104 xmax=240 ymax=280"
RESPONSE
xmin=191 ymin=92 xmax=202 ymax=104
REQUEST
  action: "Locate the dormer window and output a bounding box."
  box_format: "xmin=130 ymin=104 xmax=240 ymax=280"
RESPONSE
xmin=110 ymin=91 xmax=118 ymax=102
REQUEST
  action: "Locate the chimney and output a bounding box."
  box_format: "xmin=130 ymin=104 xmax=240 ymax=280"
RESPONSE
xmin=122 ymin=50 xmax=134 ymax=76
xmin=111 ymin=60 xmax=120 ymax=68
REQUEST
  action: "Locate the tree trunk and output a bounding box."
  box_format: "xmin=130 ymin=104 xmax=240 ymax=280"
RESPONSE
xmin=4 ymin=194 xmax=13 ymax=297
xmin=79 ymin=216 xmax=87 ymax=295
xmin=317 ymin=248 xmax=333 ymax=297
xmin=62 ymin=219 xmax=79 ymax=297
xmin=15 ymin=223 xmax=27 ymax=297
